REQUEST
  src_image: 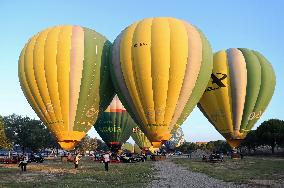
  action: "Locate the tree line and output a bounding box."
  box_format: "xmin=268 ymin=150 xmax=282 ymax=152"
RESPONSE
xmin=0 ymin=114 xmax=108 ymax=153
xmin=1 ymin=114 xmax=283 ymax=154
xmin=241 ymin=119 xmax=284 ymax=153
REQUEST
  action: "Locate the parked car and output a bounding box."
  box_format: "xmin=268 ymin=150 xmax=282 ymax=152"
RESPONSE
xmin=28 ymin=154 xmax=44 ymax=163
xmin=0 ymin=156 xmax=19 ymax=164
xmin=119 ymin=153 xmax=146 ymax=163
xmin=208 ymin=153 xmax=224 ymax=163
xmin=173 ymin=151 xmax=182 ymax=155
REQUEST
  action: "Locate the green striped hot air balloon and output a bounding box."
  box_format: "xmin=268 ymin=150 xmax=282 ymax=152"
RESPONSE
xmin=134 ymin=144 xmax=142 ymax=154
xmin=94 ymin=95 xmax=134 ymax=152
xmin=18 ymin=25 xmax=114 ymax=150
xmin=198 ymin=48 xmax=276 ymax=148
xmin=131 ymin=126 xmax=152 ymax=151
xmin=122 ymin=142 xmax=134 ymax=153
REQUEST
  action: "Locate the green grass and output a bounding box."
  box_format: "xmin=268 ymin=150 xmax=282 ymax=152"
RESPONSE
xmin=2 ymin=156 xmax=283 ymax=187
xmin=0 ymin=158 xmax=154 ymax=188
xmin=172 ymin=156 xmax=284 ymax=184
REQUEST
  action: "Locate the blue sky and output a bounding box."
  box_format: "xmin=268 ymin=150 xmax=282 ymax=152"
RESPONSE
xmin=0 ymin=0 xmax=283 ymax=142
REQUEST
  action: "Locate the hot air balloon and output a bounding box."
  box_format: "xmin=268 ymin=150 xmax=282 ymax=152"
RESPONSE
xmin=0 ymin=116 xmax=11 ymax=149
xmin=111 ymin=17 xmax=213 ymax=148
xmin=122 ymin=142 xmax=133 ymax=153
xmin=131 ymin=126 xmax=152 ymax=151
xmin=134 ymin=144 xmax=142 ymax=154
xmin=164 ymin=127 xmax=185 ymax=150
xmin=198 ymin=48 xmax=276 ymax=148
xmin=18 ymin=26 xmax=114 ymax=150
xmin=94 ymin=95 xmax=134 ymax=152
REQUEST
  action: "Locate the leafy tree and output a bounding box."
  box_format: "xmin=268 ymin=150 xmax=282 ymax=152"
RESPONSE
xmin=205 ymin=141 xmax=215 ymax=151
xmin=240 ymin=130 xmax=258 ymax=153
xmin=76 ymin=135 xmax=97 ymax=153
xmin=0 ymin=116 xmax=11 ymax=149
xmin=3 ymin=114 xmax=59 ymax=153
xmin=177 ymin=142 xmax=198 ymax=153
xmin=96 ymin=139 xmax=108 ymax=151
xmin=206 ymin=140 xmax=231 ymax=153
xmin=256 ymin=119 xmax=284 ymax=153
xmin=188 ymin=142 xmax=199 ymax=151
xmin=199 ymin=143 xmax=207 ymax=150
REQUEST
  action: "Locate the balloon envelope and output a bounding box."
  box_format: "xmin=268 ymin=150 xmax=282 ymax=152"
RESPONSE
xmin=94 ymin=95 xmax=134 ymax=150
xmin=134 ymin=143 xmax=142 ymax=154
xmin=18 ymin=25 xmax=114 ymax=150
xmin=122 ymin=142 xmax=133 ymax=153
xmin=131 ymin=126 xmax=152 ymax=150
xmin=198 ymin=48 xmax=276 ymax=148
xmin=165 ymin=127 xmax=185 ymax=150
xmin=111 ymin=17 xmax=213 ymax=147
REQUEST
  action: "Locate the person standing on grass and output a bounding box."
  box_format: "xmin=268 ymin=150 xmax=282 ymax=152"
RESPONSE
xmin=74 ymin=153 xmax=82 ymax=169
xmin=18 ymin=156 xmax=28 ymax=172
xmin=103 ymin=152 xmax=110 ymax=171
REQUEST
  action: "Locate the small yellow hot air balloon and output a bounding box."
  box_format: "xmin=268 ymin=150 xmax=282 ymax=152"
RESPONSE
xmin=111 ymin=17 xmax=213 ymax=148
xmin=198 ymin=48 xmax=276 ymax=148
xmin=131 ymin=126 xmax=152 ymax=150
xmin=18 ymin=26 xmax=114 ymax=150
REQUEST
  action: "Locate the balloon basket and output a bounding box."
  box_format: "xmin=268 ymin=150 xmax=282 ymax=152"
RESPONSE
xmin=151 ymin=155 xmax=166 ymax=161
xmin=231 ymin=152 xmax=241 ymax=159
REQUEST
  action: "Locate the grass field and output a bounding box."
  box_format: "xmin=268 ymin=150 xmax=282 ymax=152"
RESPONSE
xmin=1 ymin=156 xmax=284 ymax=188
xmin=0 ymin=158 xmax=154 ymax=188
xmin=172 ymin=156 xmax=284 ymax=186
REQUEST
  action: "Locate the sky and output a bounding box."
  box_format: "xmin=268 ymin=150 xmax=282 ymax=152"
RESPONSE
xmin=0 ymin=0 xmax=283 ymax=143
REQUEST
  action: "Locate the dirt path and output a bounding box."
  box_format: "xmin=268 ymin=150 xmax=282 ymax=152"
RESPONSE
xmin=146 ymin=160 xmax=244 ymax=188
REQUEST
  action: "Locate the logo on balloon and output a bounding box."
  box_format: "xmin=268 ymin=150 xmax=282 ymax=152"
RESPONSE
xmin=133 ymin=42 xmax=148 ymax=48
xmin=98 ymin=126 xmax=121 ymax=133
xmin=248 ymin=111 xmax=262 ymax=120
xmin=86 ymin=107 xmax=99 ymax=118
xmin=132 ymin=127 xmax=139 ymax=133
xmin=206 ymin=73 xmax=227 ymax=92
xmin=45 ymin=103 xmax=55 ymax=114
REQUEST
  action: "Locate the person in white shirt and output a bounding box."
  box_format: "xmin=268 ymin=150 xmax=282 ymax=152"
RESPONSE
xmin=74 ymin=153 xmax=82 ymax=169
xmin=18 ymin=156 xmax=28 ymax=172
xmin=103 ymin=152 xmax=110 ymax=171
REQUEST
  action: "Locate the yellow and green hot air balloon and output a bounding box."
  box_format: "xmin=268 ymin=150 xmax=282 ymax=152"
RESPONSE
xmin=18 ymin=25 xmax=114 ymax=150
xmin=111 ymin=17 xmax=213 ymax=148
xmin=0 ymin=116 xmax=11 ymax=149
xmin=122 ymin=142 xmax=134 ymax=153
xmin=134 ymin=144 xmax=142 ymax=154
xmin=131 ymin=126 xmax=152 ymax=151
xmin=94 ymin=95 xmax=134 ymax=152
xmin=132 ymin=127 xmax=159 ymax=153
xmin=198 ymin=48 xmax=276 ymax=148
